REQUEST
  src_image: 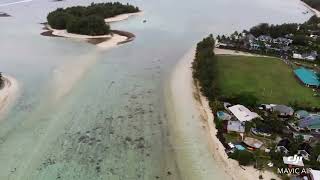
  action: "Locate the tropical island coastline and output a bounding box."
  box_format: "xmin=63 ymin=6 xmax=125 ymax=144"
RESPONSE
xmin=168 ymin=46 xmax=280 ymax=180
xmin=190 ymin=30 xmax=320 ymax=180
xmin=41 ymin=2 xmax=141 ymax=47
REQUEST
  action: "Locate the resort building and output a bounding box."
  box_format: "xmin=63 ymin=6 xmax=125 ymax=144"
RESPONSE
xmin=299 ymin=114 xmax=320 ymax=131
xmin=228 ymin=105 xmax=259 ymax=122
xmin=294 ymin=68 xmax=320 ymax=88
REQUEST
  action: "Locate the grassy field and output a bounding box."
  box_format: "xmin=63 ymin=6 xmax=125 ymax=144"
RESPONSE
xmin=215 ymin=55 xmax=320 ymax=107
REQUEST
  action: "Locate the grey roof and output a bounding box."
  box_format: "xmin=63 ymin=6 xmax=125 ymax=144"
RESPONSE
xmin=272 ymin=105 xmax=294 ymax=115
xmin=277 ymin=139 xmax=290 ymax=149
xmin=227 ymin=120 xmax=245 ymax=133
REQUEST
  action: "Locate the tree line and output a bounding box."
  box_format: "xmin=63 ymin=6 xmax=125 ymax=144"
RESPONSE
xmin=47 ymin=2 xmax=140 ymax=36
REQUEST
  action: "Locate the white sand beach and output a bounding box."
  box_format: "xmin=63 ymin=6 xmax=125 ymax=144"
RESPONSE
xmin=0 ymin=75 xmax=19 ymax=119
xmin=49 ymin=27 xmax=112 ymax=39
xmin=46 ymin=25 xmax=129 ymax=48
xmin=96 ymin=33 xmax=127 ymax=48
xmin=169 ymin=48 xmax=280 ymax=180
xmin=104 ymin=12 xmax=142 ymax=23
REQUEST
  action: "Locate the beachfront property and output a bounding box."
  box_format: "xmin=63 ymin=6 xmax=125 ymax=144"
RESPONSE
xmin=227 ymin=104 xmax=259 ymax=122
xmin=294 ymin=68 xmax=320 ymax=88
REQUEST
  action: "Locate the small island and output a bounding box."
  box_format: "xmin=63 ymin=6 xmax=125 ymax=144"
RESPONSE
xmin=42 ymin=2 xmax=140 ymax=47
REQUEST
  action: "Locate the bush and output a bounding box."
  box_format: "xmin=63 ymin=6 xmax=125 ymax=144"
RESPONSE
xmin=66 ymin=15 xmax=110 ymax=36
xmin=47 ymin=9 xmax=70 ymax=29
xmin=230 ymin=150 xmax=255 ymax=166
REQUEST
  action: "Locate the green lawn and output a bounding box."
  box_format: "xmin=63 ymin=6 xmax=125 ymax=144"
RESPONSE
xmin=215 ymin=55 xmax=320 ymax=107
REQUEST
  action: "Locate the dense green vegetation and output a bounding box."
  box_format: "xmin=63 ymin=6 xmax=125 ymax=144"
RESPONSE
xmin=302 ymin=0 xmax=320 ymax=11
xmin=192 ymin=36 xmax=320 ymax=173
xmin=246 ymin=15 xmax=320 ymax=54
xmin=47 ymin=2 xmax=139 ymax=35
xmin=192 ymin=35 xmax=218 ymax=108
xmin=229 ymin=150 xmax=255 ymax=166
xmin=215 ymin=56 xmax=320 ymax=107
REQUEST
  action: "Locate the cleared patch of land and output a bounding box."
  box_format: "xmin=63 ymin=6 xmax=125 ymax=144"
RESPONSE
xmin=215 ymin=55 xmax=320 ymax=107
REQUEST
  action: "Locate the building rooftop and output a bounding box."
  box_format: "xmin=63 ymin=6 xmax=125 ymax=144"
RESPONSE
xmin=271 ymin=105 xmax=294 ymax=116
xmin=277 ymin=139 xmax=290 ymax=149
xmin=299 ymin=114 xmax=320 ymax=129
xmin=295 ymin=110 xmax=309 ymax=119
xmin=227 ymin=120 xmax=245 ymax=133
xmin=243 ymin=137 xmax=263 ymax=149
xmin=298 ymin=143 xmax=312 ymax=154
xmin=294 ymin=68 xmax=320 ymax=87
xmin=228 ymin=105 xmax=259 ymax=122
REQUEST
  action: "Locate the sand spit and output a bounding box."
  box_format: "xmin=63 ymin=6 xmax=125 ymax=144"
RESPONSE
xmin=41 ymin=25 xmax=134 ymax=48
xmin=0 ymin=75 xmax=19 ymax=119
xmin=104 ymin=12 xmax=142 ymax=23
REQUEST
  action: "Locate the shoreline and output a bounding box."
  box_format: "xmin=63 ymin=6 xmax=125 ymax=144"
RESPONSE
xmin=104 ymin=11 xmax=142 ymax=23
xmin=0 ymin=75 xmax=19 ymax=120
xmin=41 ymin=25 xmax=135 ymax=48
xmin=300 ymin=0 xmax=320 ymax=17
xmin=169 ymin=48 xmax=280 ymax=180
